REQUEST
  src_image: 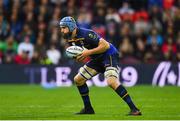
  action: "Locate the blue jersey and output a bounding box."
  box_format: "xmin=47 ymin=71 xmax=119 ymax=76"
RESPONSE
xmin=67 ymin=28 xmax=119 ymax=59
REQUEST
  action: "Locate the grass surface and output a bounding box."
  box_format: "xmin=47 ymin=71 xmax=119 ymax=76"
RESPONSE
xmin=0 ymin=85 xmax=180 ymax=120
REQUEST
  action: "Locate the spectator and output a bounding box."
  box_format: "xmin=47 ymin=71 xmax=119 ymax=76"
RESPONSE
xmin=148 ymin=5 xmax=163 ymax=32
xmin=118 ymin=2 xmax=134 ymax=22
xmin=145 ymin=42 xmax=163 ymax=63
xmin=161 ymin=37 xmax=177 ymax=61
xmin=14 ymin=50 xmax=31 ymax=64
xmin=105 ymin=20 xmax=120 ymax=49
xmin=18 ymin=23 xmax=36 ymax=43
xmin=134 ymin=38 xmax=146 ymax=61
xmin=48 ymin=5 xmax=62 ymax=31
xmin=0 ymin=13 xmax=10 ymax=39
xmin=134 ymin=8 xmax=149 ymax=22
xmin=66 ymin=0 xmax=77 ymax=18
xmin=92 ymin=7 xmax=106 ymax=25
xmin=0 ymin=35 xmax=17 ymax=64
xmin=17 ymin=35 xmax=34 ymax=59
xmin=77 ymin=7 xmax=92 ymax=29
xmin=46 ymin=44 xmax=61 ymax=65
xmin=134 ymin=16 xmax=149 ymax=35
xmin=3 ymin=50 xmax=15 ymax=64
xmin=147 ymin=27 xmax=163 ymax=45
xmin=25 ymin=11 xmax=36 ymax=32
xmin=149 ymin=5 xmax=163 ymax=23
xmin=0 ymin=35 xmax=17 ymax=54
xmin=119 ymin=37 xmax=134 ymax=58
xmin=31 ymin=50 xmax=40 ymax=64
xmin=40 ymin=54 xmax=52 ymax=65
xmin=10 ymin=5 xmax=23 ymax=38
xmin=163 ymin=0 xmax=174 ymax=10
xmin=34 ymin=31 xmax=46 ymax=56
xmin=119 ymin=2 xmax=134 ymax=15
xmin=106 ymin=7 xmax=121 ymax=24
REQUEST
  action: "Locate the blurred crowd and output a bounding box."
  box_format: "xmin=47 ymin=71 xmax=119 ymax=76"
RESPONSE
xmin=0 ymin=0 xmax=180 ymax=65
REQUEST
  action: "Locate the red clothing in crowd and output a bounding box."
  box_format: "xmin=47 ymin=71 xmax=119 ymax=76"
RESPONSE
xmin=163 ymin=0 xmax=174 ymax=10
xmin=133 ymin=10 xmax=149 ymax=22
xmin=162 ymin=43 xmax=177 ymax=53
xmin=14 ymin=55 xmax=30 ymax=64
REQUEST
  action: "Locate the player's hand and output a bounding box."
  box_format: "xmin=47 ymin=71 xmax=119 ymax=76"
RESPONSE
xmin=76 ymin=49 xmax=91 ymax=62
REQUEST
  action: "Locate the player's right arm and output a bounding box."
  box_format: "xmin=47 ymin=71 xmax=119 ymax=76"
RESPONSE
xmin=76 ymin=38 xmax=110 ymax=62
xmin=86 ymin=38 xmax=110 ymax=55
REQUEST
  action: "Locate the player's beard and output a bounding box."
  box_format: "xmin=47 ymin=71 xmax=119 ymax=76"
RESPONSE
xmin=62 ymin=32 xmax=72 ymax=39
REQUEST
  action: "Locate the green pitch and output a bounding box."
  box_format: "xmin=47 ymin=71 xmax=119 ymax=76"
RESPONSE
xmin=0 ymin=85 xmax=180 ymax=120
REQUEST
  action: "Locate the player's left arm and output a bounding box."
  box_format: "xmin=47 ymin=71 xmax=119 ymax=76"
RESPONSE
xmin=77 ymin=38 xmax=110 ymax=61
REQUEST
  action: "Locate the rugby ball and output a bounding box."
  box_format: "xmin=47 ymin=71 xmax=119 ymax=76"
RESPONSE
xmin=66 ymin=46 xmax=84 ymax=58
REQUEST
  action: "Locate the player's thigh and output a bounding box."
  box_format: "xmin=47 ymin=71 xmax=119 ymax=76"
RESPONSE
xmin=74 ymin=65 xmax=98 ymax=85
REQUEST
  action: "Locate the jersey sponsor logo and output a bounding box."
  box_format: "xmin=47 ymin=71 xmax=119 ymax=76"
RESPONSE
xmin=88 ymin=32 xmax=97 ymax=40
